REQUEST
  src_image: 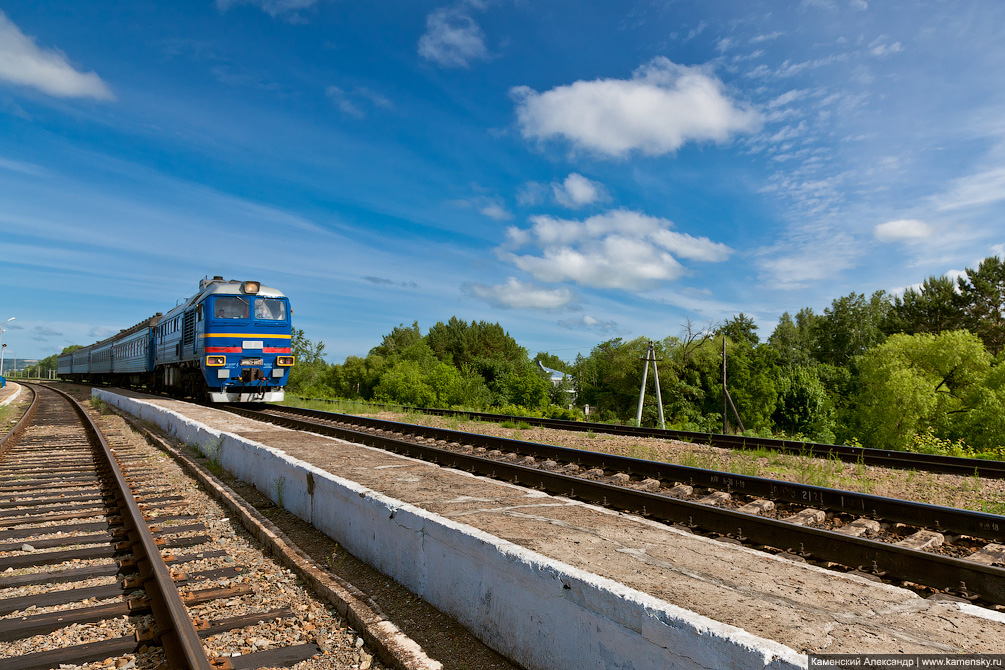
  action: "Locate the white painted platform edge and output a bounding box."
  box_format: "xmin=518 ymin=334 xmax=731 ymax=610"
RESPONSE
xmin=1 ymin=383 xmax=21 ymax=406
xmin=94 ymin=389 xmax=807 ymax=670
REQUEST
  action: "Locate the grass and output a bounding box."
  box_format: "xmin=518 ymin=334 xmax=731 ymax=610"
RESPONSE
xmin=286 ymin=395 xmax=1004 ymax=517
xmin=90 ymin=397 xmax=112 ymax=415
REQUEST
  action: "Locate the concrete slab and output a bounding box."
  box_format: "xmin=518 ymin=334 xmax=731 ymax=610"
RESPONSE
xmin=0 ymin=382 xmax=21 ymax=407
xmin=95 ymin=390 xmax=1005 ymax=669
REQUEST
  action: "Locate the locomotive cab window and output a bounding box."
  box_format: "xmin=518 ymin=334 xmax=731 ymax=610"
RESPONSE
xmin=213 ymin=297 xmax=249 ymax=319
xmin=254 ymin=298 xmax=286 ymax=321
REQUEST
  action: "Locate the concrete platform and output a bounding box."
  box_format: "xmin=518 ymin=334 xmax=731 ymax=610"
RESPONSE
xmin=95 ymin=389 xmax=1005 ymax=670
xmin=0 ymin=381 xmax=21 ymax=407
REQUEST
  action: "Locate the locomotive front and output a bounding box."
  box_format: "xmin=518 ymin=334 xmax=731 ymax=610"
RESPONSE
xmin=199 ymin=279 xmax=295 ymax=402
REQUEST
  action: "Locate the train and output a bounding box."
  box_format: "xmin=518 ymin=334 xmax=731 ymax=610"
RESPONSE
xmin=57 ymin=277 xmax=295 ymax=402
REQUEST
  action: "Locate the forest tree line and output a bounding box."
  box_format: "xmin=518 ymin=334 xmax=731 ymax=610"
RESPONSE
xmin=33 ymin=256 xmax=1003 ymax=457
xmin=291 ymin=255 xmax=1005 ymax=458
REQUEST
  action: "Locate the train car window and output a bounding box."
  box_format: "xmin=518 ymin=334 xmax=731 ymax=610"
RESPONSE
xmin=214 ymin=297 xmax=249 ymax=319
xmin=254 ymin=298 xmax=286 ymax=321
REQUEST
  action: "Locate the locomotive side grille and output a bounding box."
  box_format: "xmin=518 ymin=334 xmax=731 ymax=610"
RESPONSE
xmin=182 ymin=310 xmax=196 ymax=346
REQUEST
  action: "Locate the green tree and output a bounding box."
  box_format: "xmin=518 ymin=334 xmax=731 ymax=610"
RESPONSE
xmin=957 ymin=256 xmax=1005 ymax=355
xmin=812 ymin=291 xmax=890 ymax=366
xmin=288 ymin=328 xmax=329 ymax=394
xmin=772 ymin=366 xmax=836 ymax=442
xmin=369 ymin=322 xmax=423 ymax=357
xmin=768 ymin=310 xmax=817 ymax=368
xmin=852 ymin=331 xmax=992 ymax=450
xmin=885 ymin=275 xmax=964 ymax=336
xmin=717 ymin=313 xmax=759 ymax=346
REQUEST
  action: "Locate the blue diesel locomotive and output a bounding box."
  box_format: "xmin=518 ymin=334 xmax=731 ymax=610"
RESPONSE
xmin=56 ymin=277 xmax=295 ymax=402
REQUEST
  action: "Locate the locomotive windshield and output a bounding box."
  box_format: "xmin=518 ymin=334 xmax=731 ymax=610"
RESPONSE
xmin=254 ymin=298 xmax=286 ymax=321
xmin=213 ymin=297 xmax=249 ymax=319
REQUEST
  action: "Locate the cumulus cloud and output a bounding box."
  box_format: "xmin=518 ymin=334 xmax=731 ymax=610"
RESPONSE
xmin=501 ymin=209 xmax=732 ymax=291
xmin=418 ymin=5 xmax=488 ymax=68
xmin=463 ymin=277 xmax=576 ymax=310
xmin=558 ymin=314 xmax=623 ymax=334
xmin=874 ymin=219 xmax=933 ymax=241
xmin=945 ymin=269 xmax=967 ymax=284
xmin=512 ymin=57 xmax=761 ymax=158
xmin=552 ymin=173 xmax=608 ymax=208
xmin=216 ymin=0 xmax=317 ymax=18
xmin=992 ymin=243 xmax=1005 ymax=258
xmin=0 ymin=11 xmax=114 ymax=100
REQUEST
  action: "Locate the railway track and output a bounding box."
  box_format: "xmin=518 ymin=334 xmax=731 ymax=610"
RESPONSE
xmin=296 ymin=398 xmax=1005 ymax=479
xmin=0 ymin=384 xmax=377 ymax=670
xmin=229 ymin=403 xmax=1005 ymax=609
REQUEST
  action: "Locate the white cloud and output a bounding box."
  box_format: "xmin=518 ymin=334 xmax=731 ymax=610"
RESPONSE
xmin=516 ymin=181 xmax=547 ymax=206
xmin=756 ymin=232 xmax=859 ymax=289
xmin=0 ymin=11 xmax=114 ymax=100
xmin=326 ymin=85 xmax=392 ymax=118
xmin=870 ymin=39 xmax=903 ymax=57
xmin=558 ymin=314 xmax=622 ymax=334
xmin=0 ymin=156 xmax=45 ymax=176
xmin=748 ymin=53 xmax=849 ymax=79
xmin=936 ymin=167 xmax=1005 ymax=210
xmin=750 ymin=31 xmax=785 ymax=44
xmin=512 ymin=57 xmax=761 ymax=158
xmin=418 ymin=6 xmax=488 ymax=68
xmin=552 ymin=173 xmax=608 ymax=208
xmin=216 ymin=0 xmax=316 ymax=17
xmin=992 ymin=243 xmax=1005 ymax=258
xmin=874 ymin=219 xmax=933 ymax=241
xmin=502 ymin=209 xmax=732 ymax=291
xmin=946 ymin=269 xmax=967 ymax=283
xmin=480 ymin=202 xmax=512 ymax=221
xmin=463 ymin=277 xmax=575 ymax=310
xmin=326 ymin=86 xmax=363 ymax=118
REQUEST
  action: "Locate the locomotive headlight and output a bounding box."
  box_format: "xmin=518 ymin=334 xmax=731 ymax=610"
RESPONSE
xmin=242 ymin=281 xmax=260 ymax=294
xmin=276 ymin=356 xmax=295 ymax=366
xmin=206 ymin=355 xmax=226 ymax=366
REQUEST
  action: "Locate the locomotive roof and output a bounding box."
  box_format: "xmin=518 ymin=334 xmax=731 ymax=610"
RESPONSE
xmin=163 ymin=279 xmax=287 ymax=316
xmin=196 ymin=281 xmax=286 ymax=300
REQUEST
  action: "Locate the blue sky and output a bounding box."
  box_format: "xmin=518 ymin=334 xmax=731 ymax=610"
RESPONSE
xmin=2 ymin=0 xmax=1004 ymax=364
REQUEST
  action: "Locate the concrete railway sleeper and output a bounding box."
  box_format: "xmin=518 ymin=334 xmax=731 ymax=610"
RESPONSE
xmin=230 ymin=403 xmax=1005 ymax=609
xmin=0 ymin=384 xmax=371 ymax=670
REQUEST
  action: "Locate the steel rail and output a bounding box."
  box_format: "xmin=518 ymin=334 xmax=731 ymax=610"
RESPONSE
xmin=0 ymin=383 xmax=37 ymax=459
xmin=295 ymin=397 xmax=1005 ymax=478
xmin=39 ymin=384 xmax=213 ymax=670
xmin=233 ymin=403 xmax=1005 ymax=606
xmin=271 ymin=404 xmax=1005 ymax=542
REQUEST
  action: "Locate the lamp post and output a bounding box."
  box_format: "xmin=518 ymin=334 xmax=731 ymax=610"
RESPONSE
xmin=0 ymin=317 xmax=13 ymax=377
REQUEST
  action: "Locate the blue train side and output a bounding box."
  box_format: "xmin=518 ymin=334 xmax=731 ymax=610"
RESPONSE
xmin=56 ymin=277 xmax=295 ymax=402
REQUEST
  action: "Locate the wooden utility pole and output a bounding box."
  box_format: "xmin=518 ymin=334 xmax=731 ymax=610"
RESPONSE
xmin=722 ymin=337 xmax=728 ymax=434
xmin=721 ymin=337 xmax=745 ymax=435
xmin=636 ymin=341 xmax=666 ymax=429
